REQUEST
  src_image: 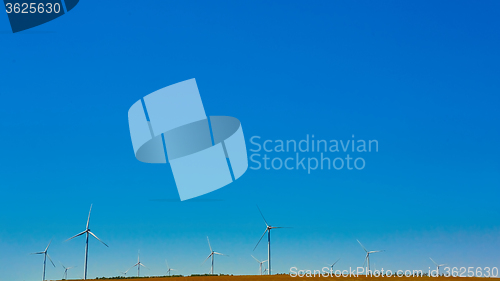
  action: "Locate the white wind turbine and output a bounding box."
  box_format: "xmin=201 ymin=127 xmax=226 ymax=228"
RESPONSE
xmin=118 ymin=269 xmax=129 ymax=277
xmin=329 ymin=258 xmax=341 ymax=271
xmin=357 ymin=240 xmax=384 ymax=272
xmin=65 ymin=204 xmax=108 ymax=280
xmin=430 ymin=258 xmax=447 ymax=276
xmin=60 ymin=262 xmax=76 ymax=280
xmin=165 ymin=259 xmax=176 ymax=276
xmin=127 ymin=251 xmax=149 ymax=277
xmin=31 ymin=240 xmax=56 ymax=281
xmin=254 ymin=206 xmax=289 ymax=275
xmin=251 ymin=255 xmax=268 ymax=275
xmin=203 ymin=236 xmax=228 ymax=274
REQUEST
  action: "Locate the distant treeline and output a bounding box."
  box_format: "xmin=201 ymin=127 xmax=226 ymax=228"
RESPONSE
xmin=94 ymin=273 xmax=236 ymax=279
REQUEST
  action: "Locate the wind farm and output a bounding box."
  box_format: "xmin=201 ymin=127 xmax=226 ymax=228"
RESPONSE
xmin=25 ymin=205 xmax=495 ymax=281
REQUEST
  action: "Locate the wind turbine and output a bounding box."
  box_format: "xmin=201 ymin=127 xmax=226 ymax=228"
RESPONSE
xmin=357 ymin=240 xmax=384 ymax=273
xmin=65 ymin=204 xmax=108 ymax=280
xmin=127 ymin=251 xmax=149 ymax=277
xmin=203 ymin=236 xmax=228 ymax=274
xmin=430 ymin=258 xmax=447 ymax=276
xmin=251 ymin=255 xmax=268 ymax=275
xmin=329 ymin=258 xmax=341 ymax=271
xmin=165 ymin=259 xmax=176 ymax=276
xmin=118 ymin=269 xmax=129 ymax=277
xmin=60 ymin=262 xmax=76 ymax=280
xmin=254 ymin=206 xmax=289 ymax=275
xmin=31 ymin=240 xmax=56 ymax=281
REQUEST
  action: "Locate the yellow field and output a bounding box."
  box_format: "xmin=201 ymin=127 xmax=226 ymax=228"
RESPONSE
xmin=72 ymin=275 xmax=493 ymax=281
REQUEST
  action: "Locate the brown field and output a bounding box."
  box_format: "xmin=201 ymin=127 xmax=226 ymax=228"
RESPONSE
xmin=67 ymin=275 xmax=494 ymax=281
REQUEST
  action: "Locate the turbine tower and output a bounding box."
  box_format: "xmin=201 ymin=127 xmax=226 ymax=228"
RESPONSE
xmin=357 ymin=240 xmax=384 ymax=273
xmin=165 ymin=259 xmax=176 ymax=276
xmin=203 ymin=236 xmax=227 ymax=274
xmin=31 ymin=240 xmax=55 ymax=281
xmin=127 ymin=251 xmax=149 ymax=277
xmin=254 ymin=206 xmax=289 ymax=275
xmin=430 ymin=258 xmax=447 ymax=276
xmin=251 ymin=255 xmax=268 ymax=275
xmin=66 ymin=204 xmax=108 ymax=280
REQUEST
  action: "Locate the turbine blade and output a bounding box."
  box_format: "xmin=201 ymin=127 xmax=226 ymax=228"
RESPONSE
xmin=253 ymin=228 xmax=268 ymax=250
xmin=207 ymin=236 xmax=212 ymax=252
xmin=46 ymin=253 xmax=56 ymax=267
xmin=251 ymin=255 xmax=261 ymax=263
xmin=369 ymin=250 xmax=384 ymax=253
xmin=363 ymin=254 xmax=368 ymax=267
xmin=45 ymin=240 xmax=52 ymax=252
xmin=332 ymin=258 xmax=341 ymax=266
xmin=440 ymin=264 xmax=447 ymax=267
xmin=126 ymin=265 xmax=137 ymax=273
xmin=86 ymin=204 xmax=93 ymax=229
xmin=429 ymin=257 xmax=438 ymax=266
xmin=31 ymin=252 xmax=44 ymax=255
xmin=88 ymin=231 xmax=109 ymax=247
xmin=214 ymin=252 xmax=228 ymax=256
xmin=202 ymin=253 xmax=213 ymax=265
xmin=165 ymin=260 xmax=169 ymax=269
xmin=140 ymin=263 xmax=149 ymax=269
xmin=65 ymin=230 xmax=87 ymax=241
xmin=256 ymin=205 xmax=269 ymax=227
xmin=357 ymin=239 xmax=368 ymax=252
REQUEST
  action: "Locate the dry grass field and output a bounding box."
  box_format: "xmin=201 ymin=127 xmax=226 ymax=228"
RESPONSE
xmin=69 ymin=275 xmax=494 ymax=281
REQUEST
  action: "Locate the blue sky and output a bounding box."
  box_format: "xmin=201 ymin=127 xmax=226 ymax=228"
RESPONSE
xmin=0 ymin=1 xmax=499 ymax=280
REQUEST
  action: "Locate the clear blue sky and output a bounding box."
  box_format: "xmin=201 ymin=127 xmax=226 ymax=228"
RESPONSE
xmin=0 ymin=1 xmax=499 ymax=280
